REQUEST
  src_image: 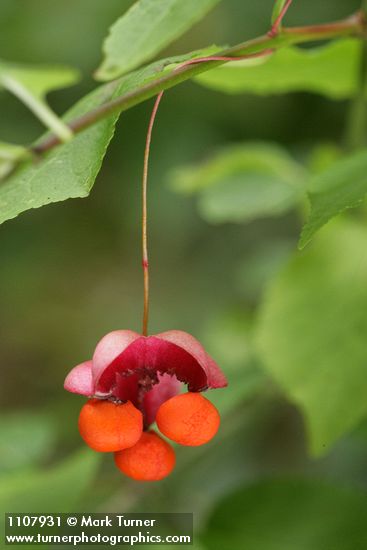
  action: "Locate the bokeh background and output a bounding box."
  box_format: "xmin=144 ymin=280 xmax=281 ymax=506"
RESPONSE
xmin=1 ymin=1 xmax=367 ymax=549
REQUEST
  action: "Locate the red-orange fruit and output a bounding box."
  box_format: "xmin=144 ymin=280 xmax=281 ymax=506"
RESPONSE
xmin=114 ymin=431 xmax=175 ymax=481
xmin=78 ymin=399 xmax=143 ymax=452
xmin=156 ymin=392 xmax=220 ymax=446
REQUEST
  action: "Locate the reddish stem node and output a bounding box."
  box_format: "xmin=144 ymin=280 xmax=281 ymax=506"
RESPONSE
xmin=268 ymin=0 xmax=293 ymax=37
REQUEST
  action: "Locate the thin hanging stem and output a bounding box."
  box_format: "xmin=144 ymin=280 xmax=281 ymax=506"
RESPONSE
xmin=142 ymin=91 xmax=163 ymax=336
xmin=140 ymin=50 xmax=274 ymax=335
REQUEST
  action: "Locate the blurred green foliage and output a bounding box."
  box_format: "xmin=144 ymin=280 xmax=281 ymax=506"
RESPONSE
xmin=202 ymin=479 xmax=367 ymax=549
xmin=196 ymin=39 xmax=361 ymax=98
xmin=1 ymin=1 xmax=367 ymax=549
xmin=171 ymin=142 xmax=305 ymax=223
xmin=0 ymin=412 xmax=55 ymax=474
xmin=257 ymin=219 xmax=367 ymax=455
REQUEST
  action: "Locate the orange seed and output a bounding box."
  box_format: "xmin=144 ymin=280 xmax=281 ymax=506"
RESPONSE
xmin=114 ymin=430 xmax=175 ymax=481
xmin=78 ymin=399 xmax=143 ymax=452
xmin=156 ymin=392 xmax=220 ymax=446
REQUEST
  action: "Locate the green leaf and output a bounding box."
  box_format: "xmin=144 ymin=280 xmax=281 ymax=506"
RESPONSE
xmin=0 ymin=47 xmax=219 ymax=225
xmin=171 ymin=142 xmax=305 ymax=224
xmin=201 ymin=479 xmax=367 ymax=550
xmin=195 ymin=39 xmax=360 ymax=99
xmin=0 ymin=60 xmax=80 ymax=140
xmin=0 ymin=85 xmax=119 ymax=224
xmin=0 ymin=448 xmax=100 ymax=513
xmin=299 ymin=149 xmax=367 ymax=249
xmin=271 ymin=0 xmax=289 ymax=25
xmin=95 ymin=0 xmax=222 ymax=81
xmin=256 ymin=220 xmax=367 ymax=456
xmin=0 ymin=412 xmax=55 ymax=475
